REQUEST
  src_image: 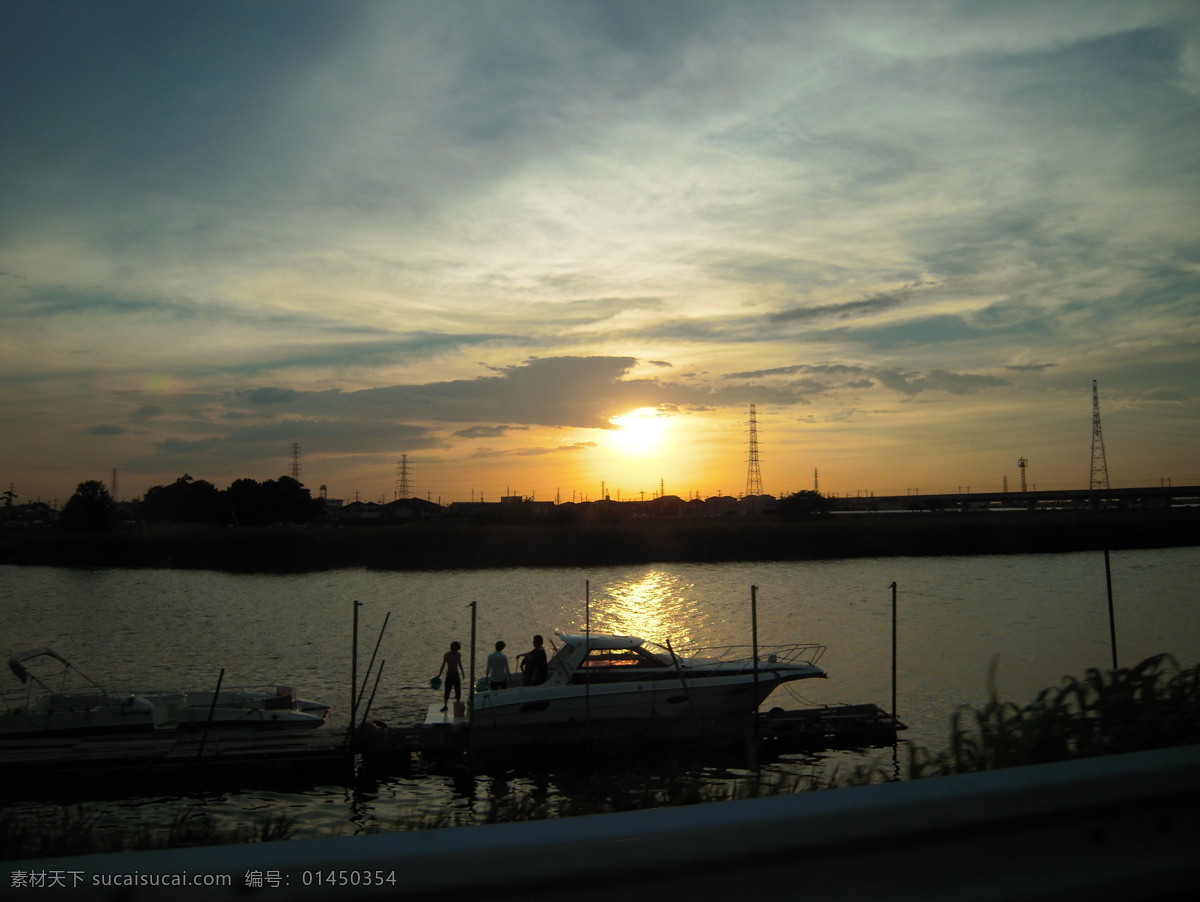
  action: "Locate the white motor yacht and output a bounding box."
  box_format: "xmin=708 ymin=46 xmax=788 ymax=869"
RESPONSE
xmin=469 ymin=632 xmax=825 ymax=730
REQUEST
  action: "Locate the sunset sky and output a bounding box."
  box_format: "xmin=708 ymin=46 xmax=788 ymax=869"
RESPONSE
xmin=3 ymin=0 xmax=1198 ymax=507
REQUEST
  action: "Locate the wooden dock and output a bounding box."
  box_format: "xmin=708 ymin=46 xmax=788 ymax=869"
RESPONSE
xmin=364 ymin=702 xmax=906 ymax=759
xmin=758 ymin=703 xmax=906 ymax=748
xmin=0 ymin=703 xmax=904 ymax=797
xmin=0 ymin=730 xmax=354 ymax=798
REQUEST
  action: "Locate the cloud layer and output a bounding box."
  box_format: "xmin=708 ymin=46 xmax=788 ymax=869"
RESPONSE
xmin=2 ymin=1 xmax=1197 ymax=501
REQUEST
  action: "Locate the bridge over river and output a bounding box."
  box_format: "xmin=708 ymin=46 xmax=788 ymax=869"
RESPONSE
xmin=832 ymin=484 xmax=1200 ymax=512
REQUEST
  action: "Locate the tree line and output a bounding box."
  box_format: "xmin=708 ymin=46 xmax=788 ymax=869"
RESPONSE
xmin=56 ymin=477 xmax=835 ymax=533
xmin=60 ymin=474 xmax=323 ymax=531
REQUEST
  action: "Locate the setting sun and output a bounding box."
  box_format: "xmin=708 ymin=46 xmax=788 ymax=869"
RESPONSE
xmin=609 ymin=407 xmax=668 ymax=455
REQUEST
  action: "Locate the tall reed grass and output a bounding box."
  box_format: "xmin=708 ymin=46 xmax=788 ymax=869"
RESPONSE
xmin=0 ymin=808 xmax=295 ymax=861
xmin=900 ymin=653 xmax=1199 ymax=778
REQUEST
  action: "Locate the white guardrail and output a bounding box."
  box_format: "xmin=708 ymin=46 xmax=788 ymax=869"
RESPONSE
xmin=12 ymin=744 xmax=1199 ymax=901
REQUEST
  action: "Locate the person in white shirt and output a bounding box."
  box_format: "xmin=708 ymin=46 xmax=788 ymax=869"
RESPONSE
xmin=486 ymin=640 xmax=511 ymax=690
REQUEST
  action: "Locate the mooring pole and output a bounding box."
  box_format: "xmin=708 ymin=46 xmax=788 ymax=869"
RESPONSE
xmin=1104 ymin=550 xmax=1119 ymax=670
xmin=890 ymin=582 xmax=898 ymax=722
xmin=349 ymin=600 xmax=361 ymax=745
xmin=584 ymin=580 xmax=592 ymax=728
xmin=467 ymin=601 xmax=477 ymax=706
xmin=466 ymin=600 xmax=478 ymax=755
xmin=356 ymin=611 xmax=391 ymax=715
xmin=667 ymin=637 xmax=704 ymax=739
xmin=750 ymin=585 xmax=760 ymax=711
xmin=360 ymin=660 xmax=385 ymax=729
xmin=196 ymin=667 xmax=225 ymax=759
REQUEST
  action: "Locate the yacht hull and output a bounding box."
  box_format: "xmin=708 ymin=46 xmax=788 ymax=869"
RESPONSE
xmin=471 ymin=666 xmax=822 ymax=730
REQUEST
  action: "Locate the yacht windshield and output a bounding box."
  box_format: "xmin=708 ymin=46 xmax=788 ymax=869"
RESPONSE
xmin=580 ymin=646 xmax=670 ymax=669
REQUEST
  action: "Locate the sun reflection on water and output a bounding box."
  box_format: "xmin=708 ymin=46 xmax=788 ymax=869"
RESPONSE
xmin=584 ymin=570 xmax=709 ymax=650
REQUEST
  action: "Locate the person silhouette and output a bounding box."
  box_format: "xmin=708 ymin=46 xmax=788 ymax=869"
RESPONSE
xmin=437 ymin=640 xmax=464 ymax=712
xmin=486 ymin=640 xmax=510 ymax=690
xmin=518 ymin=634 xmax=548 ymax=686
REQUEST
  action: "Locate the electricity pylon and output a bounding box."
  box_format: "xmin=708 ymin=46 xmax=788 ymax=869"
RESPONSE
xmin=745 ymin=404 xmax=763 ymax=496
xmin=1089 ymin=380 xmax=1110 ymax=491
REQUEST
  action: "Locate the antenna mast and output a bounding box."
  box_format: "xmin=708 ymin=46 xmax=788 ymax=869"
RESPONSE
xmin=290 ymin=443 xmax=302 ymax=481
xmin=1089 ymin=380 xmax=1110 ymax=491
xmin=745 ymin=404 xmax=763 ymax=496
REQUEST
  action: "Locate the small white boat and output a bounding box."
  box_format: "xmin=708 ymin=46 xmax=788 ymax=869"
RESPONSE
xmin=151 ymin=687 xmax=330 ymax=731
xmin=2 ymin=649 xmax=164 ymax=736
xmin=470 ymin=632 xmax=826 ymax=731
xmin=1 ymin=648 xmax=328 ymax=737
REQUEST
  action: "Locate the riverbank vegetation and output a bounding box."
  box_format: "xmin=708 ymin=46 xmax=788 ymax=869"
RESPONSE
xmin=0 ymin=809 xmax=295 ymax=861
xmin=875 ymin=651 xmax=1200 ymax=780
xmin=1 ymin=507 xmax=1197 ymax=572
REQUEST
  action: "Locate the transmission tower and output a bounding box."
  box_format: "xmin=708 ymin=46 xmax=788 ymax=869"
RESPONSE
xmin=745 ymin=404 xmax=763 ymax=496
xmin=110 ymin=468 xmax=118 ymax=503
xmin=396 ymin=454 xmax=411 ymax=499
xmin=1089 ymin=380 xmax=1110 ymax=491
xmin=290 ymin=443 xmax=301 ymax=481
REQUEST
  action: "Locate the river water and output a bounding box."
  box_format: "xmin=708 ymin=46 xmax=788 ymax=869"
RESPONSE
xmin=1 ymin=548 xmax=1197 ymax=842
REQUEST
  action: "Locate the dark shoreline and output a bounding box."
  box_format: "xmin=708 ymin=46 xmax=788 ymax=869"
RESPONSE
xmin=1 ymin=508 xmax=1197 ymax=574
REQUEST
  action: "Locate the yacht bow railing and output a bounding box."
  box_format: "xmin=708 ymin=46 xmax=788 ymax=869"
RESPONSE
xmin=681 ymin=643 xmax=826 ymax=670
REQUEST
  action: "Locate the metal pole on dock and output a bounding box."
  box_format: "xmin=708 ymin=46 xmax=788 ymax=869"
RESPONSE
xmin=348 ymin=601 xmax=361 ymax=747
xmin=584 ymin=580 xmax=591 ymax=727
xmin=467 ymin=601 xmax=478 ymax=757
xmin=196 ymin=667 xmax=225 ymax=759
xmin=667 ymin=637 xmax=704 ymax=739
xmin=890 ymin=582 xmax=898 ymax=723
xmin=750 ymin=585 xmax=760 ymax=711
xmin=467 ymin=601 xmax=477 ymax=706
xmin=1104 ymin=550 xmax=1119 ymax=670
xmin=356 ymin=611 xmax=391 ymax=714
xmin=359 ymin=660 xmax=385 ymax=729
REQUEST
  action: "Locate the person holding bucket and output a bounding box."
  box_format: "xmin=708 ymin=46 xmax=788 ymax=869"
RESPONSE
xmin=436 ymin=640 xmax=465 ymax=713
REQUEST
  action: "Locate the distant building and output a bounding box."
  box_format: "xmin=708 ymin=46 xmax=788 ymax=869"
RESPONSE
xmin=0 ymin=501 xmax=58 ymax=528
xmin=447 ymin=497 xmax=555 ymax=519
xmin=385 ymin=496 xmax=442 ymax=519
xmin=341 ymin=501 xmax=384 ymax=521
